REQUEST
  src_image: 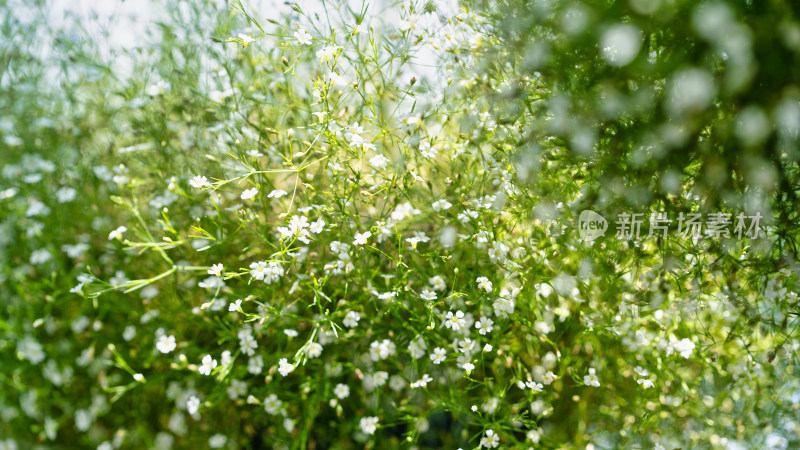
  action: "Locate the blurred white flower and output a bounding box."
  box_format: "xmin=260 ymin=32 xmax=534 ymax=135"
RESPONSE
xmin=294 ymin=28 xmax=311 ymax=45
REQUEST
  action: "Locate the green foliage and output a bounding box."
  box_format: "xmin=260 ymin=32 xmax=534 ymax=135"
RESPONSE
xmin=1 ymin=0 xmax=800 ymax=449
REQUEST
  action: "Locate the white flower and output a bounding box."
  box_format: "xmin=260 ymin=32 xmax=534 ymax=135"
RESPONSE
xmin=476 ymin=276 xmax=493 ymax=293
xmin=543 ymin=371 xmax=557 ymax=385
xmin=156 ymin=335 xmax=177 ymax=353
xmin=241 ymin=187 xmax=258 ymax=200
xmin=316 ymin=44 xmax=340 ymax=63
xmin=221 ymin=350 xmax=233 ymax=366
xmin=310 ymin=219 xmax=325 ymax=233
xmin=765 ymin=433 xmax=789 ymax=450
xmin=584 ymin=368 xmax=600 ymax=387
xmin=133 ymin=373 xmax=144 ymax=382
xmin=475 ymin=317 xmax=494 ymax=335
xmin=363 ymin=371 xmax=389 ymax=391
xmin=359 ymin=416 xmax=379 ymax=435
xmin=294 ymin=28 xmax=312 ymax=45
xmin=463 ymin=362 xmax=475 ymax=372
xmin=264 ymin=394 xmax=283 ymax=415
xmin=488 ymin=241 xmax=510 ymax=263
xmin=429 ymin=275 xmax=446 ymax=291
xmin=228 ymin=299 xmax=242 ymax=312
xmin=353 ymin=231 xmax=371 ymax=246
xmin=75 ymin=409 xmax=92 ymax=431
xmin=329 ymin=72 xmax=349 ymax=87
xmin=208 ymin=263 xmax=223 ymax=276
xmin=238 ymin=33 xmax=255 ymax=46
xmin=369 ymin=154 xmax=390 ymax=170
xmin=198 ymin=276 xmax=224 ymax=290
xmin=420 ymin=288 xmax=437 ymax=301
xmin=123 ymin=325 xmax=136 ymax=341
xmin=637 ymin=379 xmax=655 ymax=389
xmin=526 ymin=381 xmax=544 ymax=392
xmin=189 ymin=175 xmax=210 ymax=188
xmin=343 ymin=311 xmax=360 ymax=328
xmin=408 ymin=337 xmax=427 ymax=359
xmin=432 ymin=199 xmax=452 ymax=211
xmin=390 ymin=202 xmax=420 ymax=222
xmin=666 ymin=336 xmax=695 ymax=359
xmin=239 ymin=333 xmax=257 ymax=356
xmin=108 ymin=226 xmax=127 ymax=241
xmin=284 ymin=329 xmax=298 ymax=337
xmin=444 ymin=310 xmax=465 ymax=331
xmin=278 ymin=358 xmax=295 ymax=376
xmin=306 ymin=342 xmax=323 ymax=358
xmin=283 ymin=418 xmax=295 ymax=433
xmin=268 ymin=189 xmax=287 ymax=199
xmin=369 ymin=339 xmax=397 ymax=361
xmin=56 ymin=187 xmax=77 ymax=203
xmin=208 ymin=434 xmax=227 ymax=448
xmin=186 ymin=396 xmax=200 ymax=415
xmin=410 ymin=374 xmax=433 ymax=388
xmin=430 ymin=347 xmax=446 ymax=364
xmin=199 ymin=355 xmax=218 ymax=376
xmin=481 ymin=429 xmax=500 ymax=448
xmin=248 ymin=355 xmax=263 ymax=374
xmin=483 ymin=344 xmax=493 ymax=352
xmin=334 ymin=383 xmax=350 ymax=399
xmin=399 ymin=14 xmax=418 ymax=31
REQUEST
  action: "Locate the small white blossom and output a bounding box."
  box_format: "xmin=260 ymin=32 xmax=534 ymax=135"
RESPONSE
xmin=666 ymin=337 xmax=695 ymax=359
xmin=637 ymin=379 xmax=655 ymax=389
xmin=316 ymin=44 xmax=340 ymax=63
xmin=241 ymin=187 xmax=258 ymax=200
xmin=476 ymin=276 xmax=493 ymax=293
xmin=420 ymin=288 xmax=437 ymax=301
xmin=208 ymin=263 xmax=223 ymax=276
xmin=189 ymin=175 xmax=210 ymax=188
xmin=344 ymin=311 xmax=360 ymax=328
xmin=411 ymin=374 xmax=433 ymax=388
xmin=306 ymin=342 xmax=323 ymax=358
xmin=432 ymin=199 xmax=452 ymax=211
xmin=108 ymin=226 xmax=127 ymax=241
xmin=186 ymin=396 xmax=200 ymax=415
xmin=430 ymin=347 xmax=447 ymax=364
xmin=156 ymin=335 xmax=177 ymax=354
xmin=481 ymin=429 xmax=500 ymax=448
xmin=198 ymin=355 xmax=218 ymax=376
xmin=359 ymin=416 xmax=379 ymax=435
xmin=334 ymin=383 xmax=350 ymax=399
xmin=264 ymin=394 xmax=283 ymax=415
xmin=310 ymin=219 xmax=325 ymax=233
xmin=278 ymin=358 xmax=295 ymax=376
xmin=238 ymin=33 xmax=255 ymax=47
xmin=353 ymin=231 xmax=371 ymax=246
xmin=228 ymin=299 xmax=242 ymax=312
xmin=294 ymin=28 xmax=312 ymax=45
xmin=584 ymin=368 xmax=600 ymax=387
xmin=444 ymin=310 xmax=465 ymax=331
xmin=475 ymin=317 xmax=494 ymax=335
xmin=369 ymin=154 xmax=390 ymax=170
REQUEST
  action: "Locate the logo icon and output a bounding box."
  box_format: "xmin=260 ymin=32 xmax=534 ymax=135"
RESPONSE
xmin=578 ymin=210 xmax=607 ymax=242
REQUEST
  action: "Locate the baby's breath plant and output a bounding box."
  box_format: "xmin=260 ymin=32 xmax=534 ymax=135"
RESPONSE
xmin=2 ymin=0 xmax=800 ymax=449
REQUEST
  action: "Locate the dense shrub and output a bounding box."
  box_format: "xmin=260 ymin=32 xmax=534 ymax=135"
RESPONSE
xmin=1 ymin=0 xmax=799 ymax=448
